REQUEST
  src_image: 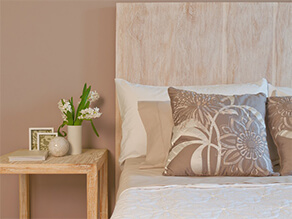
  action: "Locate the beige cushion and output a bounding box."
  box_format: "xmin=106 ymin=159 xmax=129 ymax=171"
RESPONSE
xmin=267 ymin=84 xmax=292 ymax=166
xmin=138 ymin=101 xmax=173 ymax=168
xmin=267 ymin=96 xmax=292 ymax=176
xmin=164 ymin=87 xmax=274 ymax=177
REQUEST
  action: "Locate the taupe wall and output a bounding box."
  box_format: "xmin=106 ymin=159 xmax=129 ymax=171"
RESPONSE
xmin=1 ymin=1 xmax=116 ymax=218
xmin=0 ymin=0 xmax=290 ymax=218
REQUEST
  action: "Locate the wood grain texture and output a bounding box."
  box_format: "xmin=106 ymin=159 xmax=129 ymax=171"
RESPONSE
xmin=274 ymin=3 xmax=292 ymax=87
xmin=225 ymin=3 xmax=274 ymax=84
xmin=115 ymin=2 xmax=292 ymax=192
xmin=19 ymin=174 xmax=29 ymax=219
xmin=100 ymin=154 xmax=108 ymax=219
xmin=0 ymin=149 xmax=107 ymax=174
xmin=0 ymin=149 xmax=108 ymax=219
xmin=87 ymin=165 xmax=98 ymax=219
xmin=116 ymin=3 xmax=224 ymax=86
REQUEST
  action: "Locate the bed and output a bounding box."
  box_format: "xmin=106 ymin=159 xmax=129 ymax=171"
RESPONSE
xmin=113 ymin=2 xmax=292 ymax=218
xmin=112 ymin=157 xmax=292 ymax=218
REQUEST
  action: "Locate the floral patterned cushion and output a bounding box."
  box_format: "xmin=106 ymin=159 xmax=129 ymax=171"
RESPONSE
xmin=267 ymin=96 xmax=292 ymax=176
xmin=164 ymin=87 xmax=274 ymax=177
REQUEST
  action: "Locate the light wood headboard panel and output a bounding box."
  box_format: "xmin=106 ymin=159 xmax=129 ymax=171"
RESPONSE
xmin=115 ymin=2 xmax=292 ymax=190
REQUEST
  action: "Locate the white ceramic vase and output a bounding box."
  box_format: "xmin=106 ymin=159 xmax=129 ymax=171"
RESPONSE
xmin=67 ymin=125 xmax=82 ymax=155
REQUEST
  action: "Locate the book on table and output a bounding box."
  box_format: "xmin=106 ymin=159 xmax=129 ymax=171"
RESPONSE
xmin=8 ymin=150 xmax=49 ymax=162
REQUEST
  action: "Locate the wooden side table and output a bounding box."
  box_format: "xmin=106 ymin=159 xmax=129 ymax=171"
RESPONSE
xmin=0 ymin=149 xmax=108 ymax=219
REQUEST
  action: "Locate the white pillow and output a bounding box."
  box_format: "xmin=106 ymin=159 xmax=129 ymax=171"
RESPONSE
xmin=268 ymin=84 xmax=292 ymax=97
xmin=115 ymin=78 xmax=268 ymax=165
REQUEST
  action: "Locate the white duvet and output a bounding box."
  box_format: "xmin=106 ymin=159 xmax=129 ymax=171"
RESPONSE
xmin=112 ymin=157 xmax=292 ymax=219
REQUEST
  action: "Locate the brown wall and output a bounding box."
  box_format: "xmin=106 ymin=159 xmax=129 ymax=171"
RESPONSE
xmin=1 ymin=0 xmax=290 ymax=218
xmin=0 ymin=1 xmax=116 ymax=218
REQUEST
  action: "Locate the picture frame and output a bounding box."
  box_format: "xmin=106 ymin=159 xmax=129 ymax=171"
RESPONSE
xmin=37 ymin=132 xmax=58 ymax=151
xmin=29 ymin=127 xmax=54 ymax=150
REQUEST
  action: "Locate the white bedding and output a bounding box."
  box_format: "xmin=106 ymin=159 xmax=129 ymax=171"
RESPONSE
xmin=112 ymin=157 xmax=292 ymax=219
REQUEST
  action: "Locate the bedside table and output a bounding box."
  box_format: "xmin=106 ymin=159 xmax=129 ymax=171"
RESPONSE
xmin=0 ymin=149 xmax=108 ymax=219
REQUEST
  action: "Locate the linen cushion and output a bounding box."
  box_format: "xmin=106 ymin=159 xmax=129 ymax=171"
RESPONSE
xmin=164 ymin=87 xmax=274 ymax=176
xmin=266 ymin=84 xmax=292 ymax=166
xmin=115 ymin=78 xmax=268 ymax=165
xmin=267 ymin=96 xmax=292 ymax=176
xmin=138 ymin=101 xmax=173 ymax=168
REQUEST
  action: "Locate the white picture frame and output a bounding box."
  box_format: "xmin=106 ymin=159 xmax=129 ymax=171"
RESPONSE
xmin=29 ymin=127 xmax=54 ymax=150
xmin=37 ymin=132 xmax=58 ymax=151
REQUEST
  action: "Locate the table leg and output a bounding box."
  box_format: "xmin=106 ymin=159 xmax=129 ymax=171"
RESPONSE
xmin=87 ymin=166 xmax=98 ymax=219
xmin=100 ymin=160 xmax=108 ymax=219
xmin=19 ymin=174 xmax=30 ymax=219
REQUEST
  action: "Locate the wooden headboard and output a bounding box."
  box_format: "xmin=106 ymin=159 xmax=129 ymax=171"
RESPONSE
xmin=115 ymin=2 xmax=292 ymax=190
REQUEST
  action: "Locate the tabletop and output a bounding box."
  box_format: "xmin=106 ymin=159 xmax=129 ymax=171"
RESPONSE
xmin=0 ymin=149 xmax=107 ymax=174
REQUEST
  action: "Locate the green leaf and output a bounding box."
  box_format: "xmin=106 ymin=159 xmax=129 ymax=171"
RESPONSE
xmin=75 ymin=84 xmax=87 ymax=120
xmin=74 ymin=119 xmax=82 ymax=126
xmin=75 ymin=83 xmax=91 ymax=120
xmin=70 ymin=97 xmax=75 ymax=124
xmin=58 ymin=121 xmax=68 ymax=137
xmin=84 ymin=100 xmax=90 ymax=109
xmin=75 ymin=84 xmax=91 ymax=121
xmin=67 ymin=107 xmax=74 ymax=125
xmin=81 ymin=83 xmax=87 ymax=99
xmin=90 ymin=119 xmax=99 ymax=137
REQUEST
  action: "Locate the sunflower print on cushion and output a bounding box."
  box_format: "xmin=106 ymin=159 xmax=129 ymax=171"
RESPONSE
xmin=164 ymin=87 xmax=274 ymax=177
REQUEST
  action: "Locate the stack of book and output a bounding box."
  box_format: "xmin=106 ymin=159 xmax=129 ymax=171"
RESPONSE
xmin=8 ymin=150 xmax=49 ymax=162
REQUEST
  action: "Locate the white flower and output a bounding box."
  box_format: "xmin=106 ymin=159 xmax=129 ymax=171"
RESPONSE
xmin=88 ymin=91 xmax=99 ymax=103
xmin=58 ymin=99 xmax=72 ymax=114
xmin=58 ymin=99 xmax=72 ymax=122
xmin=62 ymin=114 xmax=68 ymax=122
xmin=58 ymin=99 xmax=64 ymax=111
xmin=64 ymin=102 xmax=72 ymax=113
xmin=78 ymin=107 xmax=102 ymax=120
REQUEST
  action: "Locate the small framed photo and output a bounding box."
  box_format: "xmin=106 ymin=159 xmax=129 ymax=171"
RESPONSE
xmin=29 ymin=127 xmax=54 ymax=150
xmin=37 ymin=132 xmax=58 ymax=151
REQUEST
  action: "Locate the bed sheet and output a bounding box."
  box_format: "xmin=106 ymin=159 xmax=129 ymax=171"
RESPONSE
xmin=112 ymin=157 xmax=292 ymax=219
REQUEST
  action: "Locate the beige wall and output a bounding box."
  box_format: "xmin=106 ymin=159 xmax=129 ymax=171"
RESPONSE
xmin=1 ymin=0 xmax=290 ymax=218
